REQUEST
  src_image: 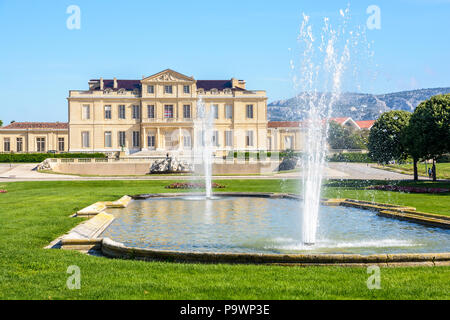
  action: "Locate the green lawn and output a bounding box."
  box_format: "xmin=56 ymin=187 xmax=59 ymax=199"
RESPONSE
xmin=377 ymin=163 xmax=450 ymax=180
xmin=0 ymin=180 xmax=449 ymax=300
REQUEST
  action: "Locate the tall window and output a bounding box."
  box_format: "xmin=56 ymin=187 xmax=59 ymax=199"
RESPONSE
xmin=164 ymin=85 xmax=173 ymax=94
xmin=118 ymin=105 xmax=126 ymax=119
xmin=212 ymin=131 xmax=219 ymax=146
xmin=183 ymin=105 xmax=191 ymax=119
xmin=132 ymin=105 xmax=140 ymax=119
xmin=148 ymin=135 xmax=156 ymax=148
xmin=119 ymin=131 xmax=126 ymax=147
xmin=225 ymin=105 xmax=233 ymax=119
xmin=82 ymin=105 xmax=90 ymax=120
xmin=246 ymin=131 xmax=254 ymax=147
xmin=82 ymin=132 xmax=90 ymax=148
xmin=164 ymin=105 xmax=174 ymax=118
xmin=198 ymin=130 xmax=205 ymax=147
xmin=284 ymin=136 xmax=293 ymax=150
xmin=246 ymin=105 xmax=254 ymax=119
xmin=183 ymin=135 xmax=192 ymax=148
xmin=37 ymin=137 xmax=46 ymax=152
xmin=132 ymin=131 xmax=140 ymax=147
xmin=225 ymin=131 xmax=233 ymax=147
xmin=105 ymin=131 xmax=112 ymax=148
xmin=183 ymin=85 xmax=190 ymax=94
xmin=58 ymin=138 xmax=64 ymax=152
xmin=147 ymin=85 xmax=154 ymax=94
xmin=104 ymin=105 xmax=112 ymax=119
xmin=16 ymin=138 xmax=23 ymax=152
xmin=147 ymin=105 xmax=155 ymax=119
xmin=3 ymin=138 xmax=10 ymax=152
xmin=211 ymin=105 xmax=219 ymax=119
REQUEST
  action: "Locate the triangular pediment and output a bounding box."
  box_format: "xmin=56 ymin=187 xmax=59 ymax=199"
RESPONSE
xmin=142 ymin=69 xmax=195 ymax=83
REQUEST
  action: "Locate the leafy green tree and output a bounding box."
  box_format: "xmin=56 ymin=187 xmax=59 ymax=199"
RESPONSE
xmin=368 ymin=110 xmax=412 ymax=164
xmin=328 ymin=121 xmax=366 ymax=150
xmin=403 ymin=94 xmax=450 ymax=181
xmin=0 ymin=120 xmax=3 ymax=127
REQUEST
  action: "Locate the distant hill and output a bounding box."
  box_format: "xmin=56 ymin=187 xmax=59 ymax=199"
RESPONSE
xmin=268 ymin=87 xmax=450 ymax=121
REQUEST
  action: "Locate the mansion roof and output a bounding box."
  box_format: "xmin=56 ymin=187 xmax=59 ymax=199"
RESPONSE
xmin=0 ymin=122 xmax=68 ymax=130
xmin=88 ymin=79 xmax=247 ymax=92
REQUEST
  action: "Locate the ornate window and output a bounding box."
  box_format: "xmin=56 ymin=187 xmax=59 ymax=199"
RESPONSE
xmin=164 ymin=105 xmax=174 ymax=118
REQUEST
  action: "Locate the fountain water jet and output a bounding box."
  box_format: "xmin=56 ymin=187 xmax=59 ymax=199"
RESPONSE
xmin=294 ymin=11 xmax=353 ymax=245
xmin=195 ymin=96 xmax=214 ymax=199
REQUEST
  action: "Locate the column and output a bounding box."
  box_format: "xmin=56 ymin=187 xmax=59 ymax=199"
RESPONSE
xmin=142 ymin=127 xmax=146 ymax=151
xmin=156 ymin=127 xmax=161 ymax=151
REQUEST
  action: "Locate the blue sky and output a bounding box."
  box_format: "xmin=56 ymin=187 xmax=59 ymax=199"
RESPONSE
xmin=0 ymin=0 xmax=449 ymax=124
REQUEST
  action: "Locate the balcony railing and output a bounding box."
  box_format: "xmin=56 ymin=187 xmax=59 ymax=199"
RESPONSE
xmin=142 ymin=117 xmax=194 ymax=123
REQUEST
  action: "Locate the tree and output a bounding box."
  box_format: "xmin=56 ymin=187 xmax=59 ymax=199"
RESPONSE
xmin=0 ymin=120 xmax=3 ymax=127
xmin=368 ymin=110 xmax=412 ymax=164
xmin=403 ymin=94 xmax=450 ymax=181
xmin=328 ymin=121 xmax=366 ymax=150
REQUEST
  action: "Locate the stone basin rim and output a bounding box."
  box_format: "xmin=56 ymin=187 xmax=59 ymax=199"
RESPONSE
xmin=95 ymin=192 xmax=450 ymax=266
xmin=100 ymin=237 xmax=450 ymax=266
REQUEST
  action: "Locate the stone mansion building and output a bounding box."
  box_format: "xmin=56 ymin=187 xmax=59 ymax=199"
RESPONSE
xmin=0 ymin=69 xmax=374 ymax=155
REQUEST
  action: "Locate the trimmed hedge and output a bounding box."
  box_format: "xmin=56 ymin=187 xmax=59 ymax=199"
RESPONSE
xmin=327 ymin=153 xmax=373 ymax=163
xmin=226 ymin=151 xmax=303 ymax=160
xmin=0 ymin=153 xmax=106 ymax=163
xmin=437 ymin=154 xmax=450 ymax=163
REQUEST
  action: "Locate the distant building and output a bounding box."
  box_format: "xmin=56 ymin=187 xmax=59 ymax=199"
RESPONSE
xmin=266 ymin=117 xmax=375 ymax=152
xmin=0 ymin=122 xmax=68 ymax=153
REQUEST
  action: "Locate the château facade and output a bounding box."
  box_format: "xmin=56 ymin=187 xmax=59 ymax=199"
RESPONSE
xmin=68 ymin=69 xmax=268 ymax=155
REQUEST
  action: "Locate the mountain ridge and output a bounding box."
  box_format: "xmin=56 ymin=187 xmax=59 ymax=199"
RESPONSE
xmin=268 ymin=87 xmax=450 ymax=121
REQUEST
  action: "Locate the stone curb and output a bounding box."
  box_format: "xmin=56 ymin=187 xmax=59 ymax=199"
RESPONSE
xmin=101 ymin=238 xmax=450 ymax=266
xmin=76 ymin=195 xmax=132 ymax=217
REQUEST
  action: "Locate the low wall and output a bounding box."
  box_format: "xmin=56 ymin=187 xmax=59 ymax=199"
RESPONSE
xmin=52 ymin=160 xmax=279 ymax=176
xmin=54 ymin=162 xmax=151 ymax=176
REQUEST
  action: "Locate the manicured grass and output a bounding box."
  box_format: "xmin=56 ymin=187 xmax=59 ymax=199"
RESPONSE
xmin=377 ymin=163 xmax=450 ymax=180
xmin=0 ymin=180 xmax=449 ymax=300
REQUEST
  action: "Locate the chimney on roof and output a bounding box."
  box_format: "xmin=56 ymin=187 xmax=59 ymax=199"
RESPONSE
xmin=113 ymin=77 xmax=118 ymax=89
xmin=100 ymin=78 xmax=104 ymax=90
xmin=231 ymin=78 xmax=246 ymax=90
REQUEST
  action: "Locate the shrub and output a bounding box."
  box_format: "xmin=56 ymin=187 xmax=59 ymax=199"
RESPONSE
xmin=327 ymin=153 xmax=373 ymax=163
xmin=165 ymin=182 xmax=226 ymax=189
xmin=0 ymin=153 xmax=106 ymax=163
xmin=437 ymin=154 xmax=450 ymax=163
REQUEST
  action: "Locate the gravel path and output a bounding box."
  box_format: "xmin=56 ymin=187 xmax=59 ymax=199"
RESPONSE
xmin=0 ymin=162 xmax=416 ymax=182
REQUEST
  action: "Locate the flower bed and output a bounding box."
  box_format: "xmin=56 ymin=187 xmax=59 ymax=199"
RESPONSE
xmin=0 ymin=190 xmax=7 ymax=194
xmin=368 ymin=185 xmax=449 ymax=194
xmin=165 ymin=182 xmax=226 ymax=190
